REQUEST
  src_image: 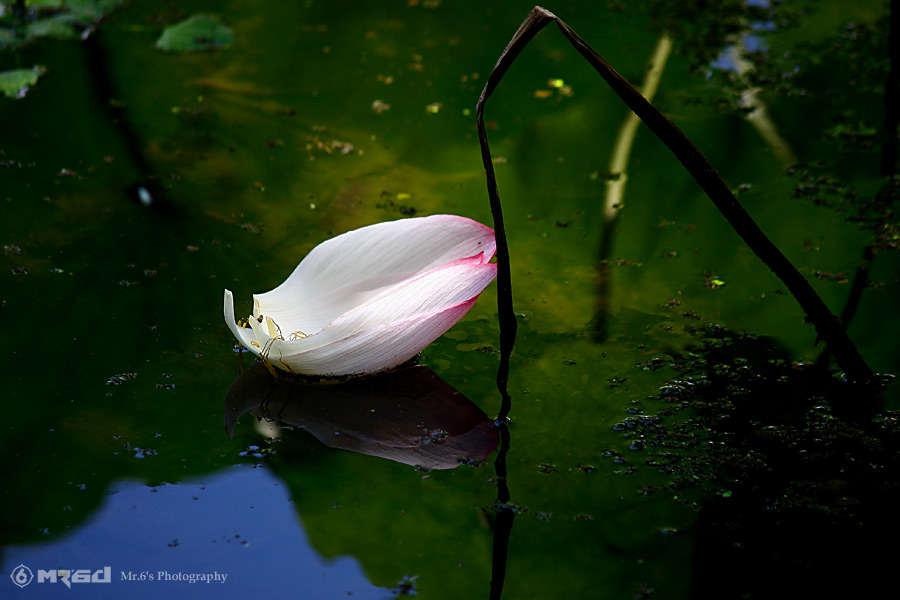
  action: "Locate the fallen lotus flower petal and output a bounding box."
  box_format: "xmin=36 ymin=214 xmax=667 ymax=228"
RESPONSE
xmin=224 ymin=215 xmax=496 ymax=377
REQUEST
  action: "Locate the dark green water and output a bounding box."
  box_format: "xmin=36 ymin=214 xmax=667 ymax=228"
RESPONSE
xmin=2 ymin=1 xmax=898 ymax=598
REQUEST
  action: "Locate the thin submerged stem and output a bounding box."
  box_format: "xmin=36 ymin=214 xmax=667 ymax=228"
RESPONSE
xmin=720 ymin=39 xmax=797 ymax=167
xmin=595 ymin=33 xmax=672 ymax=341
xmin=604 ymin=33 xmax=673 ymax=224
xmin=477 ymin=6 xmax=874 ymax=385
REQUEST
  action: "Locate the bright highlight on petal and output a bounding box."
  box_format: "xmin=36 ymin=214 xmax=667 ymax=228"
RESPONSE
xmin=224 ymin=215 xmax=497 ymax=377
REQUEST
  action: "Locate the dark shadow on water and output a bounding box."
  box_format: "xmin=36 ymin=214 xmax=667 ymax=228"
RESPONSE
xmin=85 ymin=30 xmax=177 ymax=215
xmin=621 ymin=327 xmax=899 ymax=599
xmin=224 ymin=363 xmax=500 ymax=470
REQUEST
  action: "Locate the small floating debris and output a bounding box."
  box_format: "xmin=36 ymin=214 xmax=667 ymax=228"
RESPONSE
xmin=371 ymin=99 xmax=391 ymax=113
xmin=106 ymin=373 xmax=137 ymax=386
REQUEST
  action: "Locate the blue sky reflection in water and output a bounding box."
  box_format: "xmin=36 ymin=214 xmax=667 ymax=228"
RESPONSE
xmin=2 ymin=0 xmax=899 ymax=599
xmin=2 ymin=466 xmax=388 ymax=599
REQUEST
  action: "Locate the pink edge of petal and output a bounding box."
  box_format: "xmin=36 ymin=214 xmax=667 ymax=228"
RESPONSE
xmin=447 ymin=214 xmax=497 ymax=261
xmin=381 ymin=251 xmax=497 ymax=297
xmin=322 ymin=257 xmax=497 ymax=327
xmin=412 ymin=214 xmax=497 ymax=261
xmin=437 ymin=213 xmax=496 ymax=236
xmin=256 ymin=215 xmax=495 ymax=309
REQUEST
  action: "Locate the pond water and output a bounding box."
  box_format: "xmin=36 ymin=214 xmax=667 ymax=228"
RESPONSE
xmin=2 ymin=1 xmax=898 ymax=599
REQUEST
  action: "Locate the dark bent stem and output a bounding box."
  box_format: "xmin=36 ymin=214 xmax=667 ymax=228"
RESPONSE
xmin=476 ymin=6 xmax=874 ymax=384
xmin=476 ymin=9 xmax=555 ymax=411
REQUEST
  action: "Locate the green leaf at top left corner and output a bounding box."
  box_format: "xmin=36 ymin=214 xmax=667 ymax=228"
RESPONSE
xmin=156 ymin=14 xmax=235 ymax=52
xmin=0 ymin=66 xmax=47 ymax=99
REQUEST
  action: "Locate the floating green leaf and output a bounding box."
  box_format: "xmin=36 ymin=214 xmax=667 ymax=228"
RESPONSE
xmin=26 ymin=17 xmax=80 ymax=40
xmin=25 ymin=0 xmax=66 ymax=8
xmin=0 ymin=66 xmax=46 ymax=99
xmin=156 ymin=15 xmax=235 ymax=53
xmin=0 ymin=0 xmax=122 ymax=47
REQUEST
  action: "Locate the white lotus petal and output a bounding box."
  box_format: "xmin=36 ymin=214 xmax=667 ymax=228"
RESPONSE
xmin=265 ymin=316 xmax=279 ymax=338
xmin=286 ymin=254 xmax=496 ymax=354
xmin=254 ymin=215 xmax=495 ymax=335
xmin=247 ymin=311 xmax=274 ymax=349
xmin=224 ymin=289 xmax=261 ymax=356
xmin=249 ymin=256 xmax=496 ymax=375
xmin=263 ymin=296 xmax=485 ymax=376
xmin=224 ymin=215 xmax=498 ymax=376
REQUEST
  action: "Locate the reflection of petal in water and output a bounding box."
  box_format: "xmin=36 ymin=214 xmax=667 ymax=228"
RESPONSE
xmin=225 ymin=363 xmax=499 ymax=470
